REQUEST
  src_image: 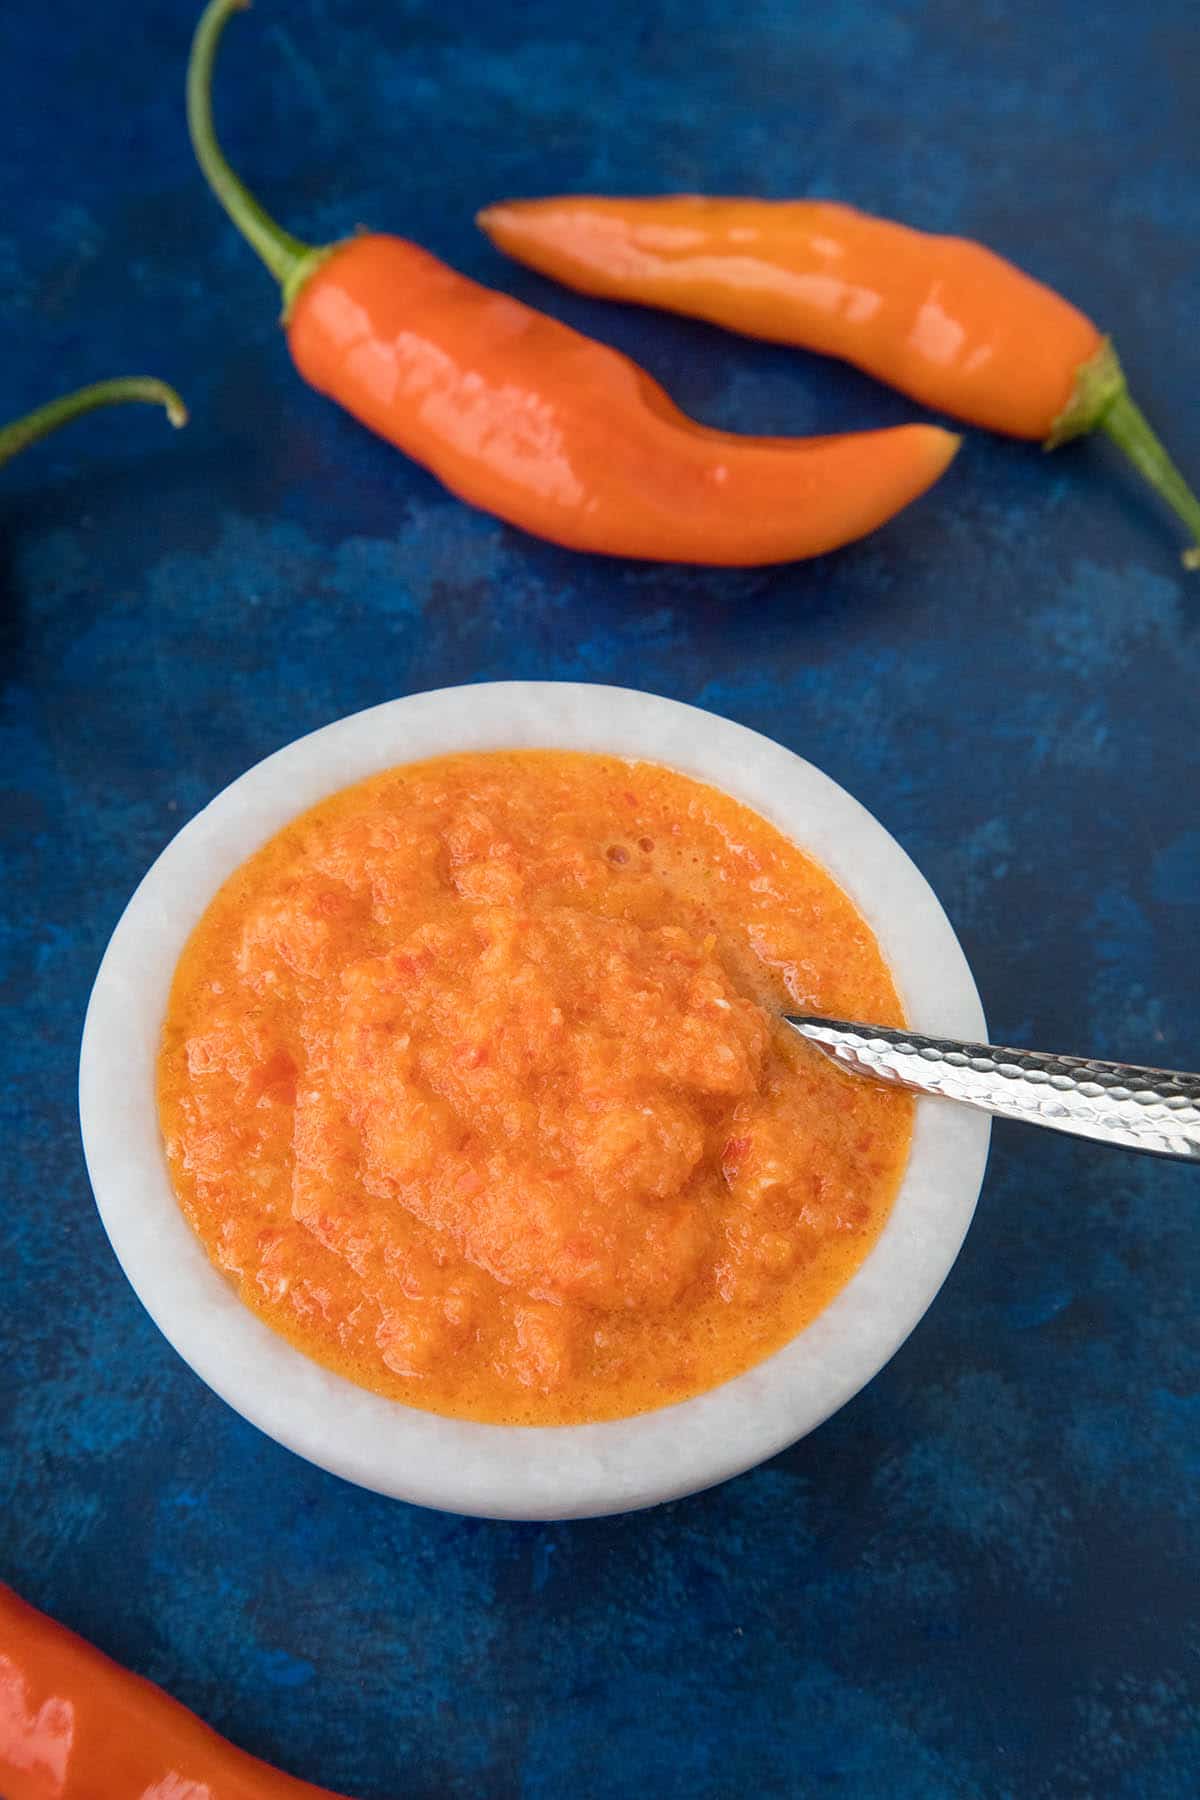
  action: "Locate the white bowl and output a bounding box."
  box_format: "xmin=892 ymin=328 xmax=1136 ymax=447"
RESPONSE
xmin=79 ymin=682 xmax=989 ymax=1519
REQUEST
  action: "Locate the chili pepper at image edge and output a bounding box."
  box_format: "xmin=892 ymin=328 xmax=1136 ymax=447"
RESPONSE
xmin=477 ymin=196 xmax=1200 ymax=568
xmin=186 ymin=0 xmax=959 ymax=568
xmin=0 ymin=1582 xmax=351 ymax=1800
xmin=0 ymin=379 xmax=187 ymax=468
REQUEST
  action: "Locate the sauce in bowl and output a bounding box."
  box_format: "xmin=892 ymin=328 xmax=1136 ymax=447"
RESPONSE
xmin=158 ymin=751 xmax=912 ymax=1424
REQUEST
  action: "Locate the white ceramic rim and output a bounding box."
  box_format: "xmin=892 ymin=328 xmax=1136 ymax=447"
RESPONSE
xmin=79 ymin=681 xmax=989 ymax=1520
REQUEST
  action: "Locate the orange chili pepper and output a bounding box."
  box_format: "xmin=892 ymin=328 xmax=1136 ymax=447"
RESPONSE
xmin=0 ymin=1581 xmax=351 ymax=1800
xmin=186 ymin=1 xmax=957 ymax=567
xmin=477 ymin=196 xmax=1200 ymax=568
xmin=0 ymin=379 xmax=187 ymax=468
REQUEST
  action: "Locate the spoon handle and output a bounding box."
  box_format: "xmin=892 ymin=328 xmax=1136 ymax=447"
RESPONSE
xmin=785 ymin=1017 xmax=1200 ymax=1162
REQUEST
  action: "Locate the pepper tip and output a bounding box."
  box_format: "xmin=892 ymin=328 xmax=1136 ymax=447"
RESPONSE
xmin=929 ymin=427 xmax=963 ymax=473
xmin=1183 ymin=545 xmax=1200 ymax=572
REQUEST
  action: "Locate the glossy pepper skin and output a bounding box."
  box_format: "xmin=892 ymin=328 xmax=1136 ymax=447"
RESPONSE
xmin=287 ymin=234 xmax=958 ymax=564
xmin=0 ymin=1582 xmax=351 ymax=1800
xmin=479 ymin=196 xmax=1200 ymax=567
xmin=187 ymin=0 xmax=958 ymax=567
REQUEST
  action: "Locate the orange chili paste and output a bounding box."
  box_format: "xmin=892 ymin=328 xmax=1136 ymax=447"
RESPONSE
xmin=158 ymin=752 xmax=912 ymax=1425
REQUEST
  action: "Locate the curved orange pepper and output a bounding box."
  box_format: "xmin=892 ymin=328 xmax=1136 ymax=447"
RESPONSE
xmin=478 ymin=195 xmax=1200 ymax=566
xmin=285 ymin=234 xmax=958 ymax=565
xmin=0 ymin=1582 xmax=352 ymax=1800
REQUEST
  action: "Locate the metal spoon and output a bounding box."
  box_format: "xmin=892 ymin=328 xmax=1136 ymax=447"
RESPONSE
xmin=785 ymin=1017 xmax=1200 ymax=1162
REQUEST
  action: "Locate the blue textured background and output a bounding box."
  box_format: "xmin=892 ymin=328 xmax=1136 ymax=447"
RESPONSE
xmin=2 ymin=0 xmax=1198 ymax=1793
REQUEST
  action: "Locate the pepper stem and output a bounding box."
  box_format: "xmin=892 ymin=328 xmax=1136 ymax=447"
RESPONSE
xmin=1047 ymin=339 xmax=1200 ymax=570
xmin=1099 ymin=391 xmax=1200 ymax=571
xmin=0 ymin=379 xmax=187 ymax=469
xmin=187 ymin=0 xmax=332 ymax=316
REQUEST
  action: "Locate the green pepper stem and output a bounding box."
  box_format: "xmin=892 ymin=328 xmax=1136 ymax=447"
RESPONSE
xmin=187 ymin=0 xmax=332 ymax=314
xmin=0 ymin=378 xmax=187 ymax=469
xmin=1048 ymin=339 xmax=1200 ymax=570
xmin=1099 ymin=390 xmax=1200 ymax=571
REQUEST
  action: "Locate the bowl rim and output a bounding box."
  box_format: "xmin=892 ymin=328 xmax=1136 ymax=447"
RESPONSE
xmin=79 ymin=680 xmax=989 ymax=1519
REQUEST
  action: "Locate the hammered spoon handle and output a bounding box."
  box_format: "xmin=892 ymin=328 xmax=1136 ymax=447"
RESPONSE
xmin=785 ymin=1017 xmax=1200 ymax=1163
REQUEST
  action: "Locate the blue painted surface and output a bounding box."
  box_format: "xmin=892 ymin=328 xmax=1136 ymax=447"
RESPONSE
xmin=2 ymin=0 xmax=1198 ymax=1792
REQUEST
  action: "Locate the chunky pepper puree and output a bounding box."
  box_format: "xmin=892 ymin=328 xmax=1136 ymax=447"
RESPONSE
xmin=158 ymin=752 xmax=912 ymax=1424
